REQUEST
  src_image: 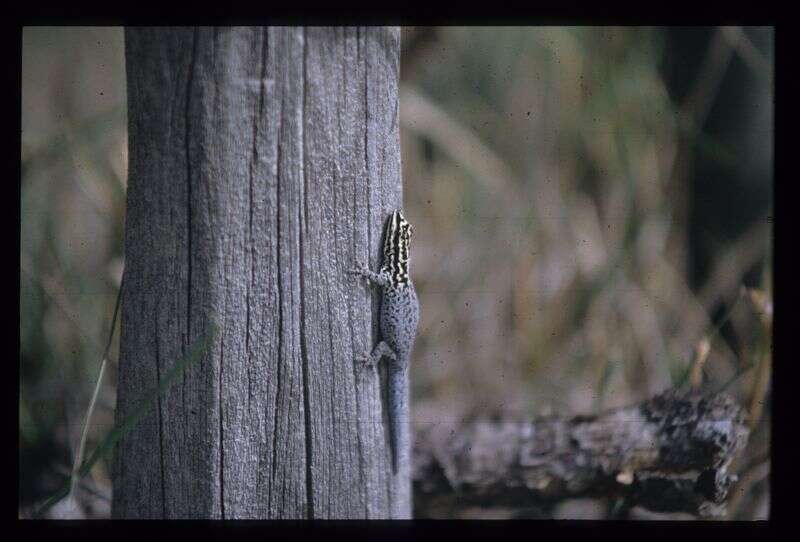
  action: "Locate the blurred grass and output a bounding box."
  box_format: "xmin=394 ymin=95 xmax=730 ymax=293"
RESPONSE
xmin=20 ymin=26 xmax=772 ymax=519
xmin=21 ymin=27 xmax=126 ymax=518
xmin=32 ymin=321 xmax=217 ymax=519
xmin=401 ymin=26 xmax=771 ymax=519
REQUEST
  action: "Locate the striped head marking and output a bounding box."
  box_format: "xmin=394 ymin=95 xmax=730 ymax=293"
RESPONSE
xmin=382 ymin=209 xmax=414 ymax=286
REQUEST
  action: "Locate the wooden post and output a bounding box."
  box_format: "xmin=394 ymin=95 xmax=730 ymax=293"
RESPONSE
xmin=113 ymin=26 xmax=405 ymax=519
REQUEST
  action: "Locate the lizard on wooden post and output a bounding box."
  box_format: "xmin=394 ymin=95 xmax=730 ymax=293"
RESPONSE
xmin=350 ymin=209 xmax=420 ymax=476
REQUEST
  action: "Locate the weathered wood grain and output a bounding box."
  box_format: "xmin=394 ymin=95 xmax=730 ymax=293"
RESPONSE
xmin=114 ymin=26 xmax=403 ymax=519
xmin=413 ymin=389 xmax=749 ymax=518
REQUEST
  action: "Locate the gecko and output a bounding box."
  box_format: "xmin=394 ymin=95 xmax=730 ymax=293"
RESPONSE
xmin=350 ymin=209 xmax=420 ymax=474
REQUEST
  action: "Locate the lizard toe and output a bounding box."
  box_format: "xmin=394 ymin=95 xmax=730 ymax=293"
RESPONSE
xmin=355 ymin=354 xmax=374 ymax=368
xmin=348 ymin=266 xmax=366 ymax=277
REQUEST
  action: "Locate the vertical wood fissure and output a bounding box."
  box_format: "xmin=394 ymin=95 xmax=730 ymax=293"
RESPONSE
xmin=183 ymin=28 xmax=199 ymax=519
xmin=154 ymin=307 xmax=166 ymax=517
xmin=185 ymin=28 xmax=198 ymax=348
xmin=299 ymin=27 xmax=315 ymax=520
xmin=270 ymin=95 xmax=283 ymax=507
xmin=218 ymin=333 xmax=225 ymax=518
xmin=340 ymin=32 xmax=369 ymax=511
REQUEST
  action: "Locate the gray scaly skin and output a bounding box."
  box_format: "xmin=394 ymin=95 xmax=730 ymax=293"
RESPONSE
xmin=350 ymin=209 xmax=420 ymax=474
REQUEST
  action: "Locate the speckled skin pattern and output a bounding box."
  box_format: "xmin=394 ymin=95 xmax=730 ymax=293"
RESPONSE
xmin=351 ymin=210 xmax=420 ymax=473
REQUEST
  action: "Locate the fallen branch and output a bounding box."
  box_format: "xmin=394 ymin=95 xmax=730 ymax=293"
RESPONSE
xmin=413 ymin=389 xmax=749 ymax=518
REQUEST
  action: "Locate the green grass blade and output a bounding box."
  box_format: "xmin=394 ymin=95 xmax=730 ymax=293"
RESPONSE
xmin=33 ymin=322 xmax=217 ymax=518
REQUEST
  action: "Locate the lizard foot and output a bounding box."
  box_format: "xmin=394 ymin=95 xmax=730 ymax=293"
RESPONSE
xmin=355 ymin=353 xmax=375 ymax=369
xmin=348 ymin=263 xmax=369 ymax=279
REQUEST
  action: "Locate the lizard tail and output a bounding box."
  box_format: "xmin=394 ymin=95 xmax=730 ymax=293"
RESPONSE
xmin=388 ymin=367 xmax=408 ymax=475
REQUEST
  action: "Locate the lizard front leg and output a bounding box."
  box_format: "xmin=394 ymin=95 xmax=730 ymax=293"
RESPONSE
xmin=349 ymin=263 xmax=391 ymax=288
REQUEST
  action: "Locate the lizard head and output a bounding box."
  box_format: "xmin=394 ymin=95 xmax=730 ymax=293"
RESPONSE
xmin=383 ymin=209 xmax=413 ymax=286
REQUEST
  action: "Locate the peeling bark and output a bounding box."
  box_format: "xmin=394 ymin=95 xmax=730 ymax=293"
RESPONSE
xmin=412 ymin=390 xmax=749 ymax=518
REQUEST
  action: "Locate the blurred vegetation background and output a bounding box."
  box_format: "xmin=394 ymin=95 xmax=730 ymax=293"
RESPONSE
xmin=20 ymin=26 xmax=772 ymax=519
